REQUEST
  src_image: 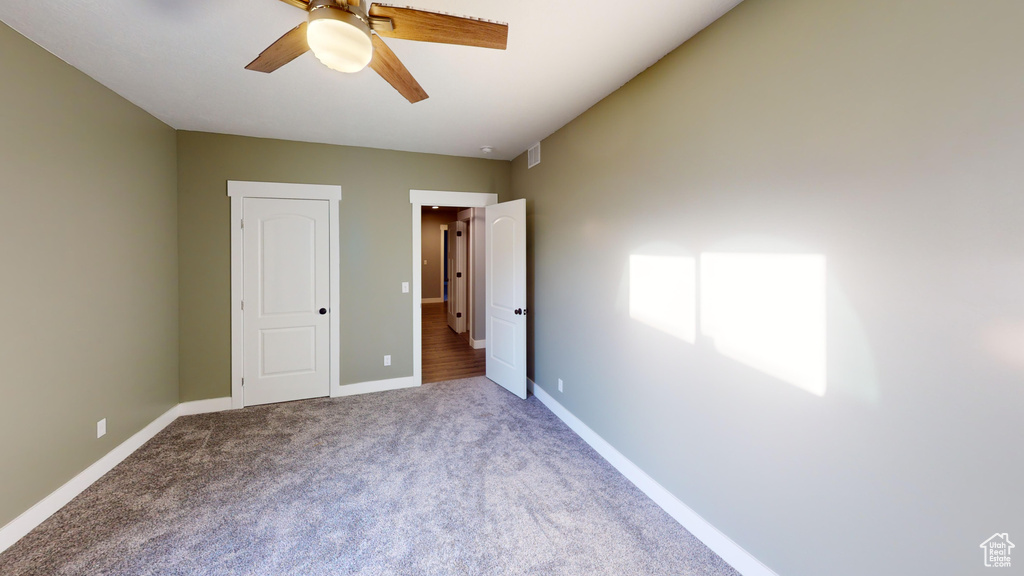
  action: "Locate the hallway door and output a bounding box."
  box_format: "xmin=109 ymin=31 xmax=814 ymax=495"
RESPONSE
xmin=447 ymin=220 xmax=467 ymax=333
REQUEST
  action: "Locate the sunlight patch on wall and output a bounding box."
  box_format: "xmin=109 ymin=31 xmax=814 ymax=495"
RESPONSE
xmin=701 ymin=253 xmax=827 ymax=396
xmin=981 ymin=320 xmax=1024 ymax=374
xmin=629 ymin=255 xmax=697 ymax=344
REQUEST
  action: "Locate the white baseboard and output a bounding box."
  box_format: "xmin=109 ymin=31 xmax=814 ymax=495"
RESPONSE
xmin=528 ymin=379 xmax=777 ymax=576
xmin=332 ymin=376 xmax=417 ymax=397
xmin=178 ymin=397 xmax=233 ymax=416
xmin=0 ymin=405 xmax=179 ymax=554
xmin=421 ymin=297 xmax=444 ymax=304
xmin=470 ymin=337 xmax=486 ymax=349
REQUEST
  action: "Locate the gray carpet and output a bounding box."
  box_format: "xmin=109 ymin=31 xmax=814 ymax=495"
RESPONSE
xmin=0 ymin=377 xmax=740 ymax=576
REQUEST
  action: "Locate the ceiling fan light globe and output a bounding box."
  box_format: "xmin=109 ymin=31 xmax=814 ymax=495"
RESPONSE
xmin=307 ymin=8 xmax=373 ymax=74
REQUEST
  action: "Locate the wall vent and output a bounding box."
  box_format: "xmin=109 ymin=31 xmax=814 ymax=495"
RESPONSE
xmin=527 ymin=142 xmax=541 ymax=169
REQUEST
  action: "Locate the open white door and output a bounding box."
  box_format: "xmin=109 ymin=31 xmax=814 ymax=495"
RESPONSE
xmin=447 ymin=220 xmax=468 ymax=333
xmin=485 ymin=199 xmax=527 ymax=399
xmin=242 ymin=198 xmax=331 ymax=406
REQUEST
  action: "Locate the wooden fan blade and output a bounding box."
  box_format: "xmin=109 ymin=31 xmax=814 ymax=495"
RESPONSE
xmin=276 ymin=0 xmax=310 ymax=10
xmin=245 ymin=23 xmax=310 ymax=73
xmin=369 ymin=35 xmax=428 ymax=103
xmin=368 ymin=5 xmax=508 ymax=50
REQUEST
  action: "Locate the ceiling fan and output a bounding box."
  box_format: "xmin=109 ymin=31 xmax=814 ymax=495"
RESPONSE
xmin=245 ymin=0 xmax=509 ymax=103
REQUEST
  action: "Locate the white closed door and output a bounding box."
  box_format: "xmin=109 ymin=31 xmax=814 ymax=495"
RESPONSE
xmin=486 ymin=199 xmax=527 ymax=399
xmin=242 ymin=198 xmax=331 ymax=406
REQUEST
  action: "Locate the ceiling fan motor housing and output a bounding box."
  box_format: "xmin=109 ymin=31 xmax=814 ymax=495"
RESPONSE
xmin=309 ymin=0 xmax=369 ymax=21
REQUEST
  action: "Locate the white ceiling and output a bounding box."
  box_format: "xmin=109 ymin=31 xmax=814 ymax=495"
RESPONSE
xmin=0 ymin=0 xmax=741 ymax=161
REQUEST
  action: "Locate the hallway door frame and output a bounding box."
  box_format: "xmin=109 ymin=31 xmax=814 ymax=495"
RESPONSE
xmin=410 ymin=190 xmax=497 ymax=387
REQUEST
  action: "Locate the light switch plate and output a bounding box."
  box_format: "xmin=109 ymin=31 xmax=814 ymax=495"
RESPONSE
xmin=402 ymin=282 xmax=409 ymax=293
xmin=384 ymin=355 xmax=391 ymax=366
xmin=97 ymin=418 xmax=107 ymax=438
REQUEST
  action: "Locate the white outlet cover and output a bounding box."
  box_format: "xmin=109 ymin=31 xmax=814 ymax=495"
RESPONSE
xmin=97 ymin=418 xmax=107 ymax=438
xmin=402 ymin=282 xmax=410 ymax=293
xmin=384 ymin=355 xmax=391 ymax=366
xmin=558 ymin=378 xmax=564 ymax=392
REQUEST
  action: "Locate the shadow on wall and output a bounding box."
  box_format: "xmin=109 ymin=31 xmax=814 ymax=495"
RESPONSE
xmin=628 ymin=243 xmax=878 ymax=401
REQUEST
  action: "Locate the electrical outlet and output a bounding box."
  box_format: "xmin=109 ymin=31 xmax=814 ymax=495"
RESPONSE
xmin=558 ymin=378 xmax=563 ymax=393
xmin=97 ymin=418 xmax=107 ymax=438
xmin=384 ymin=355 xmax=391 ymax=367
xmin=402 ymin=282 xmax=409 ymax=293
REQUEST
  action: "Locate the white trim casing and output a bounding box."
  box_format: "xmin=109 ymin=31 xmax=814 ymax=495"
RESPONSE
xmin=410 ymin=190 xmax=498 ymax=387
xmin=331 ymin=376 xmax=416 ymax=397
xmin=178 ymin=397 xmax=234 ymax=416
xmin=527 ymin=379 xmax=779 ymax=576
xmin=228 ymin=181 xmax=342 ymax=408
xmin=227 ymin=181 xmax=341 ymax=200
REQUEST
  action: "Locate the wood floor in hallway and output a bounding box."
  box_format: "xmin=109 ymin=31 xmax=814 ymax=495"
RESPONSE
xmin=422 ymin=302 xmax=486 ymax=383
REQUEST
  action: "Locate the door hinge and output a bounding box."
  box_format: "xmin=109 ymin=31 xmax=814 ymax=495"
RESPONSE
xmin=241 ymin=377 xmax=245 ymax=386
xmin=241 ymin=219 xmax=244 ymax=229
xmin=241 ymin=300 xmax=244 ymax=310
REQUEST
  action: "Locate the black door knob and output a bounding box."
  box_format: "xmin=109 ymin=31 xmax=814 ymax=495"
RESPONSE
xmin=319 ymin=308 xmax=327 ymax=315
xmin=515 ymin=308 xmax=522 ymax=315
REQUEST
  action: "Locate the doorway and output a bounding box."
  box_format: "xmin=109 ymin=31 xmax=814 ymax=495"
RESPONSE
xmin=420 ymin=205 xmax=483 ymax=383
xmin=410 ymin=190 xmax=527 ymax=398
xmin=410 ymin=190 xmax=497 ymax=387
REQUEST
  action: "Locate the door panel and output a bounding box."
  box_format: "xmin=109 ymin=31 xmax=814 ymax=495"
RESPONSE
xmin=490 ymin=318 xmax=516 ymax=367
xmin=260 ymin=216 xmax=316 ymax=315
xmin=243 ymin=198 xmax=330 ymax=406
xmin=260 ymin=327 xmax=317 ymax=376
xmin=490 ymin=218 xmax=515 ymax=311
xmin=485 ymin=199 xmax=526 ymax=399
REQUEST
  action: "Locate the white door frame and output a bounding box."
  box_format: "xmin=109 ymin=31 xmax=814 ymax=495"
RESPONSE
xmin=411 ymin=190 xmax=498 ymax=387
xmin=229 ymin=181 xmax=342 ymax=409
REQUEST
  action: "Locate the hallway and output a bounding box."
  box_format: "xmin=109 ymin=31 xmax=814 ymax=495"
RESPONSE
xmin=422 ymin=302 xmax=485 ymax=383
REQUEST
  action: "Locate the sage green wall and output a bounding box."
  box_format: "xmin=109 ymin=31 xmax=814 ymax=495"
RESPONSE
xmin=0 ymin=22 xmax=179 ymax=528
xmin=509 ymin=1 xmax=1023 ymax=575
xmin=177 ymin=131 xmax=509 ymax=401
